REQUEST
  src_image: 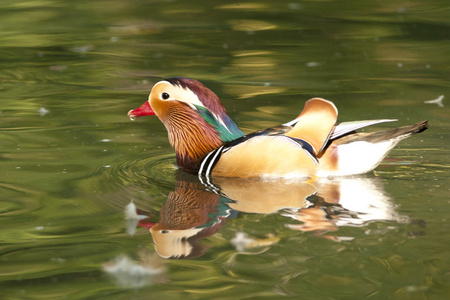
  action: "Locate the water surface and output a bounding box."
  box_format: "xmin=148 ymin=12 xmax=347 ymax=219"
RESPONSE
xmin=1 ymin=0 xmax=449 ymax=299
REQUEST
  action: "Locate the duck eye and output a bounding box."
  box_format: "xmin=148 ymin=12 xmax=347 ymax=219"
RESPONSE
xmin=161 ymin=92 xmax=170 ymax=100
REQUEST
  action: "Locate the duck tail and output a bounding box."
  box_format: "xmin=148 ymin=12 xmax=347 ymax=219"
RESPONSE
xmin=366 ymin=120 xmax=427 ymax=143
xmin=320 ymin=121 xmax=428 ymax=177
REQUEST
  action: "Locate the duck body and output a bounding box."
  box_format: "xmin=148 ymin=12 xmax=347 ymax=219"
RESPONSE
xmin=128 ymin=77 xmax=427 ymax=178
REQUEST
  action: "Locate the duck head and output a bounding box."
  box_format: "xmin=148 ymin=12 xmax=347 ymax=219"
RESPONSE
xmin=128 ymin=78 xmax=244 ymax=173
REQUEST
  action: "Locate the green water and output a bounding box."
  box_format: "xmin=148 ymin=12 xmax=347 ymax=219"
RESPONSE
xmin=1 ymin=0 xmax=449 ymax=299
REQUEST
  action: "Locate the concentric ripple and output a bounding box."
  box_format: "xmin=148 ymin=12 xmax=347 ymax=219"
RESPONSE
xmin=97 ymin=152 xmax=178 ymax=201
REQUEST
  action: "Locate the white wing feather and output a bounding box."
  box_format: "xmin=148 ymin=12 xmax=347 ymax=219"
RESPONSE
xmin=330 ymin=119 xmax=397 ymax=140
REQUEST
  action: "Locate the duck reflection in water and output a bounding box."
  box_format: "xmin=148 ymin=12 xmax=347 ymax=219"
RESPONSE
xmin=130 ymin=172 xmax=403 ymax=259
xmin=134 ymin=174 xmax=232 ymax=259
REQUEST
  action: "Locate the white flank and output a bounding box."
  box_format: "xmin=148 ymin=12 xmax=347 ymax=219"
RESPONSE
xmin=319 ymin=138 xmax=401 ymax=177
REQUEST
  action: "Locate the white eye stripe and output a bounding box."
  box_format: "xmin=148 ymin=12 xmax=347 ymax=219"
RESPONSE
xmin=153 ymin=80 xmax=204 ymax=107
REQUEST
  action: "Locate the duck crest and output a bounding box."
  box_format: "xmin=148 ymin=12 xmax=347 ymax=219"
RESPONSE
xmin=165 ymin=77 xmax=244 ymax=142
xmin=165 ymin=77 xmax=225 ymax=117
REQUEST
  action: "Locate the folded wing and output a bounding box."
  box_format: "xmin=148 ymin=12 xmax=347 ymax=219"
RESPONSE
xmin=284 ymin=98 xmax=338 ymax=155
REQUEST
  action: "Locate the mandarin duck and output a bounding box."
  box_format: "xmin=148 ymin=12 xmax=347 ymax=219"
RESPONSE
xmin=128 ymin=77 xmax=427 ymax=178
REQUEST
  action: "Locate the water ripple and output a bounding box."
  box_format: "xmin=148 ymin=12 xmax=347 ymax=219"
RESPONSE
xmin=93 ymin=153 xmax=178 ymax=210
xmin=0 ymin=183 xmax=42 ymax=216
xmin=107 ymin=153 xmax=176 ymax=187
